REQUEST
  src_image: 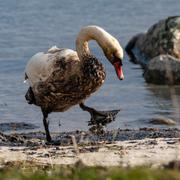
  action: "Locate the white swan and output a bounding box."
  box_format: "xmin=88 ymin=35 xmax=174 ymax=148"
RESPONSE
xmin=25 ymin=25 xmax=124 ymax=142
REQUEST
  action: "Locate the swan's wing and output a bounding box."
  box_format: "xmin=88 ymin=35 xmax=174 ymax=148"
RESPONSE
xmin=25 ymin=47 xmax=79 ymax=88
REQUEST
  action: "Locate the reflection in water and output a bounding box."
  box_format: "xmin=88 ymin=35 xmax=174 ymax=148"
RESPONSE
xmin=147 ymin=85 xmax=180 ymax=100
xmin=146 ymin=85 xmax=180 ymax=121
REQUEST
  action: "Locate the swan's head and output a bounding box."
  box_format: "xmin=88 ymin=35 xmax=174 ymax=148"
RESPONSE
xmin=76 ymin=25 xmax=124 ymax=80
xmin=103 ymin=37 xmax=124 ymax=80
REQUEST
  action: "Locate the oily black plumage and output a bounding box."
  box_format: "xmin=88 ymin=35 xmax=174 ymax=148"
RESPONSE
xmin=25 ymin=54 xmax=105 ymax=113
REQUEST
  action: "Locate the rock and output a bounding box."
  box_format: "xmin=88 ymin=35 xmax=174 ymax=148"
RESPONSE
xmin=136 ymin=16 xmax=180 ymax=60
xmin=149 ymin=116 xmax=177 ymax=125
xmin=144 ymin=55 xmax=180 ymax=84
xmin=125 ymin=33 xmax=145 ymax=64
xmin=125 ymin=16 xmax=180 ymax=84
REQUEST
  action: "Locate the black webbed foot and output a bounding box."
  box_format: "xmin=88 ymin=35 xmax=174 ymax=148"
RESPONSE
xmin=79 ymin=103 xmax=120 ymax=134
xmin=87 ymin=109 xmax=120 ymax=126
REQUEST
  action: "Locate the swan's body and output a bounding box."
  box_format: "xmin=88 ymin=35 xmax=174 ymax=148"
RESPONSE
xmin=26 ymin=47 xmax=105 ymax=112
xmin=25 ymin=26 xmax=124 ymax=142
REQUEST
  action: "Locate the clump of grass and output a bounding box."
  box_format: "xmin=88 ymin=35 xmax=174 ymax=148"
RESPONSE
xmin=0 ymin=161 xmax=180 ymax=180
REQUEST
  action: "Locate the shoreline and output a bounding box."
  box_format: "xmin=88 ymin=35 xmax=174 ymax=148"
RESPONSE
xmin=0 ymin=128 xmax=180 ymax=167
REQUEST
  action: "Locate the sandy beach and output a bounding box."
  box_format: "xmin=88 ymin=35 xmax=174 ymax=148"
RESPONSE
xmin=0 ymin=128 xmax=179 ymax=168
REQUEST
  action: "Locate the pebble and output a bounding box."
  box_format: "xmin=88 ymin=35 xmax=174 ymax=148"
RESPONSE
xmin=150 ymin=117 xmax=177 ymax=125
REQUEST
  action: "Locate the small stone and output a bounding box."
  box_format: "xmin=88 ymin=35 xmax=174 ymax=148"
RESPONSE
xmin=150 ymin=117 xmax=177 ymax=125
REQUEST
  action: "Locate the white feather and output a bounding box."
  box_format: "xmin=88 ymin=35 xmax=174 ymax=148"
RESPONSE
xmin=25 ymin=48 xmax=77 ymax=87
xmin=48 ymin=46 xmax=60 ymax=53
xmin=25 ymin=52 xmax=54 ymax=87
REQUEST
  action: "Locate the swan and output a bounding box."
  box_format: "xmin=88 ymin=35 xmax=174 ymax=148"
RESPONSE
xmin=25 ymin=25 xmax=124 ymax=142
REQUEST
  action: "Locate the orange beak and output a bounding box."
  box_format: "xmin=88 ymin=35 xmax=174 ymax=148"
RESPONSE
xmin=113 ymin=61 xmax=124 ymax=80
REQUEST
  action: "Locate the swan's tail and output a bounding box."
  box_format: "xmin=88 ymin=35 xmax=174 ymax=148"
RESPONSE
xmin=25 ymin=87 xmax=36 ymax=105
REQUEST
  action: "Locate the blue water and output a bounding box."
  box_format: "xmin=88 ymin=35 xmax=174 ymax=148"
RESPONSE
xmin=0 ymin=0 xmax=180 ymax=132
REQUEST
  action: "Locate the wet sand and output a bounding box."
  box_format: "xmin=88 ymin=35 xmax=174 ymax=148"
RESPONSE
xmin=0 ymin=128 xmax=179 ymax=167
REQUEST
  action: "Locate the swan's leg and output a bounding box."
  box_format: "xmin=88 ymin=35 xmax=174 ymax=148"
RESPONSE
xmin=79 ymin=103 xmax=120 ymax=127
xmin=41 ymin=108 xmax=52 ymax=142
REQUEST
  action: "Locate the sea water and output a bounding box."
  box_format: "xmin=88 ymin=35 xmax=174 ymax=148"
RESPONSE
xmin=0 ymin=0 xmax=179 ymax=132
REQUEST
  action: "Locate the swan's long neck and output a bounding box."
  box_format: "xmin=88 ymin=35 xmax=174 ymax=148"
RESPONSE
xmin=76 ymin=26 xmax=113 ymax=61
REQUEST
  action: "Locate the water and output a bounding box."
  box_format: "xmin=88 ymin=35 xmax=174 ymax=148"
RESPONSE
xmin=0 ymin=0 xmax=180 ymax=132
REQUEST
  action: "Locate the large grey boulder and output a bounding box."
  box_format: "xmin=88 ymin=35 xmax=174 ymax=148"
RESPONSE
xmin=144 ymin=55 xmax=180 ymax=84
xmin=125 ymin=16 xmax=180 ymax=85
